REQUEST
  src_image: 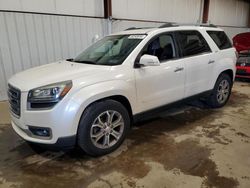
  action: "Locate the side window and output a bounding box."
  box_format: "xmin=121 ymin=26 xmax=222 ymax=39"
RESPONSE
xmin=142 ymin=34 xmax=176 ymax=62
xmin=207 ymin=31 xmax=232 ymax=50
xmin=177 ymin=30 xmax=211 ymax=57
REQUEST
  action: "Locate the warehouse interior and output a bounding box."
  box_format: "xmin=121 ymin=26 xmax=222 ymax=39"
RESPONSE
xmin=0 ymin=0 xmax=250 ymax=100
xmin=0 ymin=0 xmax=250 ymax=187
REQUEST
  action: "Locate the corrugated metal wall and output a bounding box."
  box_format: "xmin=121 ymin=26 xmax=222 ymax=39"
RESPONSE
xmin=0 ymin=0 xmax=107 ymax=100
xmin=112 ymin=0 xmax=250 ymax=39
xmin=209 ymin=0 xmax=249 ymax=27
xmin=112 ymin=0 xmax=204 ymax=39
xmin=0 ymin=11 xmax=107 ymax=100
xmin=209 ymin=0 xmax=250 ymax=39
xmin=112 ymin=0 xmax=202 ymax=23
xmin=0 ymin=0 xmax=104 ymax=17
xmin=0 ymin=0 xmax=250 ymax=101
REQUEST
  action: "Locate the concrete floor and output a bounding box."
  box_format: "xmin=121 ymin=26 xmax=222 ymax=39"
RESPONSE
xmin=0 ymin=81 xmax=250 ymax=188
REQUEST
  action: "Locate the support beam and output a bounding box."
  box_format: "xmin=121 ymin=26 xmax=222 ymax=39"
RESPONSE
xmin=199 ymin=0 xmax=205 ymax=24
xmin=104 ymin=0 xmax=112 ymax=34
xmin=202 ymin=0 xmax=210 ymax=23
xmin=248 ymin=4 xmax=250 ymax=27
xmin=104 ymin=0 xmax=112 ymax=19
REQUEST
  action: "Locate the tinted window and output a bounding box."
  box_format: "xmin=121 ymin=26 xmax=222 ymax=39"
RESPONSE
xmin=177 ymin=30 xmax=211 ymax=57
xmin=141 ymin=34 xmax=176 ymax=62
xmin=207 ymin=31 xmax=232 ymax=50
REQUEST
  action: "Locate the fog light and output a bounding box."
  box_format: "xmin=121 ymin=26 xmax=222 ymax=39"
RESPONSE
xmin=29 ymin=126 xmax=51 ymax=137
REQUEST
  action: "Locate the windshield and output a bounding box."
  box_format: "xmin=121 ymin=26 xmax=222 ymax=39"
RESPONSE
xmin=73 ymin=35 xmax=145 ymax=66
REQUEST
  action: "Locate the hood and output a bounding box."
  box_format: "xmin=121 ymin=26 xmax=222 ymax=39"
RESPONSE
xmin=8 ymin=61 xmax=111 ymax=91
xmin=233 ymin=32 xmax=250 ymax=52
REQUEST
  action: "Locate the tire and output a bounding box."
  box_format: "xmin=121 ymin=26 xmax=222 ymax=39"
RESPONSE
xmin=207 ymin=73 xmax=233 ymax=108
xmin=77 ymin=100 xmax=130 ymax=156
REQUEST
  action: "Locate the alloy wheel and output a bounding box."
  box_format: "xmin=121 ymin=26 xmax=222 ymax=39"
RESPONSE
xmin=217 ymin=79 xmax=230 ymax=104
xmin=90 ymin=110 xmax=124 ymax=149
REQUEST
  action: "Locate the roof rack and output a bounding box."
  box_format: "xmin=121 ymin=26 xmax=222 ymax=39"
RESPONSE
xmin=158 ymin=22 xmax=179 ymax=28
xmin=124 ymin=22 xmax=217 ymax=31
xmin=199 ymin=23 xmax=217 ymax=28
xmin=124 ymin=27 xmax=153 ymax=31
xmin=158 ymin=22 xmax=217 ymax=28
xmin=125 ymin=27 xmax=137 ymax=30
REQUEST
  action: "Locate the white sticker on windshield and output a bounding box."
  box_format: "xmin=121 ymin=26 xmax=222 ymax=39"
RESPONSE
xmin=128 ymin=35 xmax=146 ymax=39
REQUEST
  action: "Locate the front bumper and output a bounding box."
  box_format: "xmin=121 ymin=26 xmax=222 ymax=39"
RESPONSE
xmin=9 ymin=89 xmax=82 ymax=146
xmin=12 ymin=121 xmax=76 ymax=149
xmin=236 ymin=66 xmax=250 ymax=78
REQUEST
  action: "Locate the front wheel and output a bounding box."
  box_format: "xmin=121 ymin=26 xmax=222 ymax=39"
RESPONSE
xmin=77 ymin=100 xmax=130 ymax=156
xmin=207 ymin=73 xmax=233 ymax=108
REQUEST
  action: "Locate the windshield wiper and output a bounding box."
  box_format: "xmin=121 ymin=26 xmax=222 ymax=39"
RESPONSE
xmin=66 ymin=58 xmax=74 ymax=62
xmin=71 ymin=60 xmax=97 ymax=65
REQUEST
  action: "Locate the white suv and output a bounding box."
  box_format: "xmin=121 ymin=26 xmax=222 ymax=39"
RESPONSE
xmin=8 ymin=24 xmax=236 ymax=156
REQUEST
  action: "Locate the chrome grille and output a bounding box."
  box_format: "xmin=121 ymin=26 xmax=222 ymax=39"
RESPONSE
xmin=8 ymin=85 xmax=21 ymax=117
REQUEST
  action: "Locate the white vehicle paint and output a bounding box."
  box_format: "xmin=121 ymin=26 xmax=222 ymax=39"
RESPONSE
xmin=8 ymin=24 xmax=236 ymax=155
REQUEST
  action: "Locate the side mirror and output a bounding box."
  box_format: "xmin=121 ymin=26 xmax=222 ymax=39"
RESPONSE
xmin=139 ymin=54 xmax=160 ymax=67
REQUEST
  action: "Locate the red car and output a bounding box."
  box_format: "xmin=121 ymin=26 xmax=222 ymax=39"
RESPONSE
xmin=233 ymin=32 xmax=250 ymax=79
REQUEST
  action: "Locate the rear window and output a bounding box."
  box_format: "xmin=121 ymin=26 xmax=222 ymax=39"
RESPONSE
xmin=207 ymin=31 xmax=232 ymax=50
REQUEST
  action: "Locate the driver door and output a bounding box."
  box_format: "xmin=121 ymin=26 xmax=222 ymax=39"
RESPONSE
xmin=135 ymin=33 xmax=185 ymax=112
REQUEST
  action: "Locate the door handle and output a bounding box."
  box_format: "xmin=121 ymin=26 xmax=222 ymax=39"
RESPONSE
xmin=174 ymin=67 xmax=184 ymax=72
xmin=208 ymin=60 xmax=215 ymax=64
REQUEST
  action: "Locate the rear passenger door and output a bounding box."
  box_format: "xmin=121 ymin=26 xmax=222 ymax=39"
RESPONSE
xmin=176 ymin=30 xmax=214 ymax=98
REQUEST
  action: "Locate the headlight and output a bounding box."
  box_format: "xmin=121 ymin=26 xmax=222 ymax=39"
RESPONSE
xmin=28 ymin=81 xmax=72 ymax=108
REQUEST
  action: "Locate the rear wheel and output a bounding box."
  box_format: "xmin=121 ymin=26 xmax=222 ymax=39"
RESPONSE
xmin=77 ymin=100 xmax=130 ymax=156
xmin=207 ymin=73 xmax=233 ymax=108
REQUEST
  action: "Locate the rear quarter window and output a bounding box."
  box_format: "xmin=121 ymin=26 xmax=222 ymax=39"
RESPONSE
xmin=207 ymin=31 xmax=232 ymax=50
xmin=176 ymin=30 xmax=211 ymax=57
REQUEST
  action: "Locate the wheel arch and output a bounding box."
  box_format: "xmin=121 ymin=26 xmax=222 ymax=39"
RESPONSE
xmin=76 ymin=94 xmax=134 ymax=131
xmin=207 ymin=68 xmax=234 ymax=108
xmin=212 ymin=69 xmax=234 ymax=89
xmin=220 ymin=69 xmax=234 ymax=82
xmin=89 ymin=95 xmax=133 ymax=121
